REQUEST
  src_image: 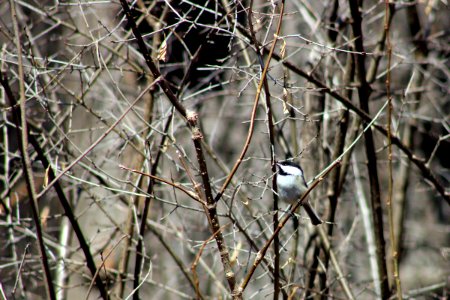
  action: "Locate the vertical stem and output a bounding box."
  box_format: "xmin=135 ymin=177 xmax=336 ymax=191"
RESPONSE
xmin=394 ymin=1 xmax=429 ymax=262
xmin=7 ymin=1 xmax=56 ymax=299
xmin=1 ymin=82 xmax=25 ymax=299
xmin=319 ymin=53 xmax=354 ymax=299
xmin=384 ymin=1 xmax=402 ymax=298
xmin=348 ymin=1 xmax=390 ymax=298
xmin=246 ymin=1 xmax=285 ymax=297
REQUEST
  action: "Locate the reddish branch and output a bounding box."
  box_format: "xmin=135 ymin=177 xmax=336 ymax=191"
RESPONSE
xmin=119 ymin=0 xmax=239 ymax=297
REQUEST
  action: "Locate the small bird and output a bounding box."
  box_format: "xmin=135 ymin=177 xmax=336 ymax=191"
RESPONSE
xmin=276 ymin=161 xmax=323 ymax=225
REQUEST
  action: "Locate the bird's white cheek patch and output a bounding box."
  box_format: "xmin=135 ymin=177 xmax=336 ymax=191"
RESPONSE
xmin=277 ymin=175 xmax=297 ymax=188
xmin=280 ymin=165 xmax=302 ymax=176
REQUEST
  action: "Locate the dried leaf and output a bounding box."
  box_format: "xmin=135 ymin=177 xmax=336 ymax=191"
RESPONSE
xmin=282 ymin=88 xmax=289 ymax=115
xmin=157 ymin=39 xmax=168 ymax=62
xmin=41 ymin=206 xmax=50 ymax=228
xmin=280 ymin=38 xmax=287 ymax=59
xmin=44 ymin=165 xmax=50 ymax=188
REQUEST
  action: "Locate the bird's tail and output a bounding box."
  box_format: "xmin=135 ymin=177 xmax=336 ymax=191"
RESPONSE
xmin=302 ymin=202 xmax=323 ymax=225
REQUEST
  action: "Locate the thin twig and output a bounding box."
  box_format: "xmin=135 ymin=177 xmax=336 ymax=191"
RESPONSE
xmin=131 ymin=113 xmax=175 ymax=300
xmin=119 ymin=165 xmax=202 ymax=203
xmin=191 ymin=224 xmax=232 ymax=300
xmin=317 ymin=227 xmax=356 ymax=300
xmin=85 ymin=235 xmax=128 ymax=299
xmin=146 ymin=221 xmax=199 ymax=296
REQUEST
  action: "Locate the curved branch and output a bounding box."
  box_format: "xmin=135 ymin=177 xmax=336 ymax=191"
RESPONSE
xmin=214 ymin=0 xmax=286 ymax=203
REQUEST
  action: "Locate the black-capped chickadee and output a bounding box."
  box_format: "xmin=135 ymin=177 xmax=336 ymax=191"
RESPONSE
xmin=276 ymin=161 xmax=323 ymax=225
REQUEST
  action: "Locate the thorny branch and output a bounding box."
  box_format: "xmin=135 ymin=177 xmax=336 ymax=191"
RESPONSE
xmin=1 ymin=1 xmax=447 ymax=299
